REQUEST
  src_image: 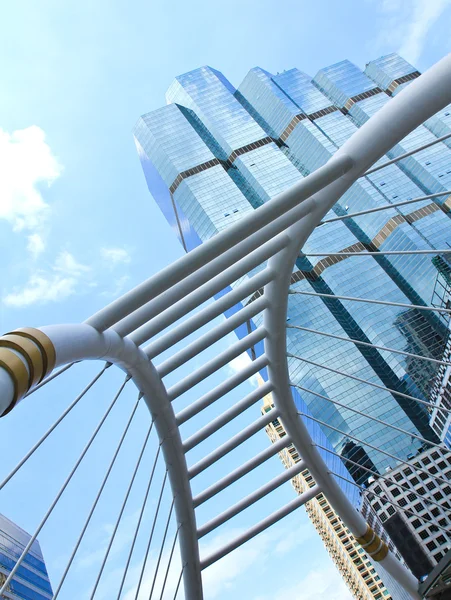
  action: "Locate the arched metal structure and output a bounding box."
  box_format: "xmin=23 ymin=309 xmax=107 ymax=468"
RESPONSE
xmin=1 ymin=54 xmax=451 ymax=600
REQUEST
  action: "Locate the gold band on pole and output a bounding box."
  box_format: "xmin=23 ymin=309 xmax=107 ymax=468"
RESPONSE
xmin=0 ymin=328 xmax=56 ymax=417
xmin=355 ymin=523 xmax=389 ymax=562
xmin=371 ymin=542 xmax=389 ymax=562
xmin=9 ymin=328 xmax=56 ymax=381
xmin=355 ymin=524 xmax=374 ymax=546
xmin=0 ymin=349 xmax=30 ymax=415
xmin=0 ymin=334 xmax=44 ymax=387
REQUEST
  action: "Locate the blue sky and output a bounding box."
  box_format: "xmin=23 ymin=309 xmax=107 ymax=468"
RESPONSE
xmin=0 ymin=0 xmax=450 ymax=598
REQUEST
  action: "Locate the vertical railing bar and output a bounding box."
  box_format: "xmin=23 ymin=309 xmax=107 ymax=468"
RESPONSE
xmin=312 ymin=441 xmax=451 ymax=517
xmin=53 ymin=389 xmax=140 ymax=599
xmin=324 ymin=461 xmax=451 ymax=535
xmin=0 ymin=373 xmax=129 ymax=597
xmin=158 ymin=527 xmax=180 ymax=600
xmin=115 ymin=446 xmax=162 ymax=600
xmin=134 ymin=471 xmax=168 ymax=600
xmin=149 ymin=500 xmax=175 ymax=599
xmin=89 ymin=421 xmax=154 ymax=599
xmin=288 ymin=352 xmax=441 ymax=413
xmin=172 ymin=566 xmax=184 ymax=600
xmin=292 ymin=382 xmax=446 ymax=451
xmin=0 ymin=363 xmax=110 ymax=491
xmin=297 ymin=411 xmax=451 ymax=489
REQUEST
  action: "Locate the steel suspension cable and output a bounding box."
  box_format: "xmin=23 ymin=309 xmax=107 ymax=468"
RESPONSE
xmin=302 ymin=249 xmax=451 ymax=257
xmin=288 ymin=288 xmax=451 ymax=315
xmin=115 ymin=446 xmax=162 ymax=600
xmin=291 ymin=382 xmax=446 ymax=453
xmin=288 ymin=352 xmax=451 ymax=416
xmin=149 ymin=500 xmax=175 ymax=599
xmin=0 ymin=373 xmax=129 ymax=596
xmin=24 ymin=362 xmax=78 ymax=397
xmin=53 ymin=389 xmax=140 ymax=599
xmin=134 ymin=471 xmax=168 ymax=600
xmin=310 ymin=440 xmax=451 ymax=517
xmin=288 ymin=324 xmax=451 ymax=368
xmin=319 ymin=191 xmax=451 ymax=224
xmin=172 ymin=566 xmax=184 ymax=600
xmin=308 ymin=442 xmax=449 ymax=514
xmin=363 ymin=131 xmax=451 ymax=176
xmin=0 ymin=363 xmax=110 ymax=491
xmin=319 ymin=460 xmax=451 ymax=536
xmin=159 ymin=527 xmax=180 ymax=600
xmin=296 ymin=411 xmax=451 ymax=490
xmin=89 ymin=421 xmax=154 ymax=599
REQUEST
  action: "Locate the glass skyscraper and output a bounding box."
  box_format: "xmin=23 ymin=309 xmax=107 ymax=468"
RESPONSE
xmin=134 ymin=53 xmax=451 ymax=483
xmin=0 ymin=513 xmax=53 ymax=599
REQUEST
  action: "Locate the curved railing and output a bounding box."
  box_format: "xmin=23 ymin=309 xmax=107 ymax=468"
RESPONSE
xmin=0 ymin=53 xmax=450 ymax=600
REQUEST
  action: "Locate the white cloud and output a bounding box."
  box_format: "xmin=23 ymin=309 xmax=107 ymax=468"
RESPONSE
xmin=199 ymin=522 xmax=316 ymax=599
xmin=0 ymin=125 xmax=61 ymax=232
xmin=200 ymin=528 xmax=264 ymax=598
xmin=101 ymin=246 xmax=131 ymax=265
xmin=3 ymin=273 xmax=77 ymax=307
xmin=75 ymin=517 xmax=339 ymax=600
xmin=227 ymin=351 xmax=260 ymax=388
xmin=117 ymin=523 xmax=309 ymax=600
xmin=254 ymin=565 xmax=351 ymax=600
xmin=54 ymin=250 xmax=91 ymax=275
xmin=27 ymin=233 xmax=45 ymax=257
xmin=101 ymin=274 xmax=131 ymax=298
xmin=371 ymin=0 xmax=451 ymax=64
xmin=3 ymin=250 xmax=91 ymax=307
xmin=399 ymin=0 xmax=451 ymax=64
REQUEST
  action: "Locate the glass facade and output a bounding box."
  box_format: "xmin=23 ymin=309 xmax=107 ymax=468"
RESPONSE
xmin=134 ymin=54 xmax=451 ymax=484
xmin=0 ymin=513 xmax=53 ymax=600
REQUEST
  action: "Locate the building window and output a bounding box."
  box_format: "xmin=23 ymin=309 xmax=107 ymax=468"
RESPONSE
xmin=426 ymin=541 xmax=437 ymax=551
xmin=387 ymin=506 xmax=395 ymax=516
